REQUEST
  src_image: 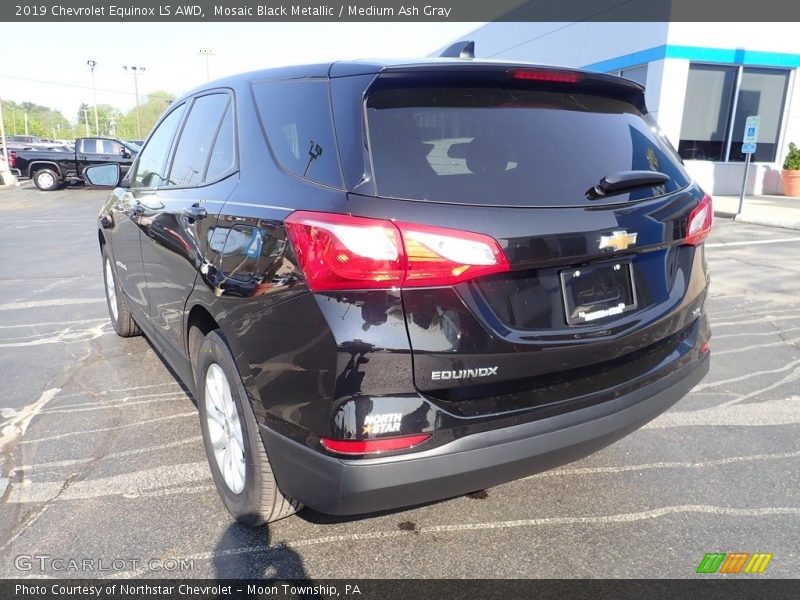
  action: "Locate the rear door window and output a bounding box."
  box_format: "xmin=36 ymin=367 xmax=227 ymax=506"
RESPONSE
xmin=366 ymin=84 xmax=689 ymax=207
xmin=133 ymin=103 xmax=186 ymax=189
xmin=168 ymin=93 xmax=230 ymax=187
xmin=205 ymin=104 xmax=236 ymax=182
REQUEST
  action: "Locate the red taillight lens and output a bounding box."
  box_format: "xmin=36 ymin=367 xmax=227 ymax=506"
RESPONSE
xmin=320 ymin=434 xmax=431 ymax=456
xmin=284 ymin=212 xmax=404 ymax=291
xmin=684 ymin=194 xmax=713 ymax=246
xmin=399 ymin=221 xmax=509 ymax=287
xmin=8 ymin=151 xmax=16 ymax=168
xmin=510 ymin=68 xmax=583 ymax=83
xmin=284 ymin=211 xmax=510 ymax=291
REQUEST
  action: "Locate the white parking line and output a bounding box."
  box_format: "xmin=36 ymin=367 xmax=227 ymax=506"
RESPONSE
xmin=55 ymin=382 xmax=182 ymax=400
xmin=714 ymin=336 xmax=800 ymax=356
xmin=0 ymin=388 xmax=60 ymax=453
xmin=528 ymin=449 xmax=800 ymax=478
xmin=712 ymin=315 xmax=800 ymax=328
xmin=714 ymin=368 xmax=800 ymax=410
xmin=0 ymin=298 xmax=105 ymax=311
xmin=693 ymin=359 xmax=800 ymax=392
xmin=0 ymin=322 xmax=110 ymax=347
xmin=19 ymin=412 xmax=197 ymax=444
xmin=715 ymin=326 xmax=800 ymax=340
xmin=0 ymin=318 xmax=106 ymax=329
xmin=17 ymin=436 xmax=203 ymax=471
xmin=645 ymin=395 xmax=800 ymax=428
xmin=706 ymin=237 xmax=800 ymax=248
xmin=6 ymin=462 xmax=211 ymax=504
xmin=107 ymin=504 xmax=800 ymax=578
xmin=42 ymin=391 xmax=188 ymax=413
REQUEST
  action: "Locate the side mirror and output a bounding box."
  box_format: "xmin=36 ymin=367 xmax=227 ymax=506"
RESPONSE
xmin=121 ymin=149 xmax=131 ymax=159
xmin=84 ymin=163 xmax=121 ymax=187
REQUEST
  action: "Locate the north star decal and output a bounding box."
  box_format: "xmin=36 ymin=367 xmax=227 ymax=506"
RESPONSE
xmin=431 ymin=367 xmax=499 ymax=381
xmin=362 ymin=413 xmax=403 ymax=435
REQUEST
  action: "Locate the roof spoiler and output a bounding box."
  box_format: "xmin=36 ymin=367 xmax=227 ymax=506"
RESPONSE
xmin=439 ymin=40 xmax=475 ymax=59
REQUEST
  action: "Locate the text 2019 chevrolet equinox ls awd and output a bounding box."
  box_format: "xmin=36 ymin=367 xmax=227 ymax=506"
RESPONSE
xmin=92 ymin=50 xmax=711 ymax=525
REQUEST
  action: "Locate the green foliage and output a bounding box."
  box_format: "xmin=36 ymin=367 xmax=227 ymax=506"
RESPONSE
xmin=784 ymin=143 xmax=800 ymax=171
xmin=3 ymin=90 xmax=176 ymax=144
xmin=115 ymin=91 xmax=176 ymax=141
xmin=3 ymin=99 xmax=75 ymax=140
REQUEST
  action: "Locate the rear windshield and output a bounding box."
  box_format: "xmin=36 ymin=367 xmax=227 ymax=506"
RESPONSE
xmin=365 ymin=84 xmax=690 ymax=207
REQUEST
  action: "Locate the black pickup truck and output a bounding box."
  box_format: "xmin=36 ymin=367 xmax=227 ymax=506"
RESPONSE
xmin=13 ymin=137 xmax=139 ymax=191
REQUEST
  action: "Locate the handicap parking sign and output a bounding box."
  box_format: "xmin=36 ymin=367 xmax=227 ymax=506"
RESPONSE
xmin=743 ymin=116 xmax=760 ymax=145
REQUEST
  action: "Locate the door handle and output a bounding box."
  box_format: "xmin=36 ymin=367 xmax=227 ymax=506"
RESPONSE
xmin=182 ymin=204 xmax=207 ymax=221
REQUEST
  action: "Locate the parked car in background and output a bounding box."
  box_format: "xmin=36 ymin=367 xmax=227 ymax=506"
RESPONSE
xmin=13 ymin=137 xmax=138 ymax=190
xmin=92 ymin=50 xmax=712 ymax=525
xmin=6 ymin=135 xmax=44 ymax=144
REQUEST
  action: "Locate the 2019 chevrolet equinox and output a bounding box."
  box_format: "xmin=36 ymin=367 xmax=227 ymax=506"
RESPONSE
xmin=92 ymin=49 xmax=711 ymax=525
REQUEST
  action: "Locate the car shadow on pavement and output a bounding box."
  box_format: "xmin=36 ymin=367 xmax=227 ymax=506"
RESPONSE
xmin=212 ymin=520 xmax=319 ymax=587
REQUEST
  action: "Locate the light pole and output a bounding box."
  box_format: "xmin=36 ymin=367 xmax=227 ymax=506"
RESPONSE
xmin=0 ymin=96 xmax=8 ymax=173
xmin=198 ymin=49 xmax=215 ymax=82
xmin=87 ymin=59 xmax=99 ymax=135
xmin=123 ymin=65 xmax=146 ymax=139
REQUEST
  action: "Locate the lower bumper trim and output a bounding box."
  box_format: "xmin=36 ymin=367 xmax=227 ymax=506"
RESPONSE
xmin=261 ymin=353 xmax=709 ymax=516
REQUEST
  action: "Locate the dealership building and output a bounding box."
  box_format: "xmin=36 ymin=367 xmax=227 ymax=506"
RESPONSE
xmin=452 ymin=23 xmax=800 ymax=195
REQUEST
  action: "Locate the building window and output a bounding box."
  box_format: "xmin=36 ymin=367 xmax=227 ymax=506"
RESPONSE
xmin=679 ymin=64 xmax=790 ymax=163
xmin=609 ymin=64 xmax=648 ymax=87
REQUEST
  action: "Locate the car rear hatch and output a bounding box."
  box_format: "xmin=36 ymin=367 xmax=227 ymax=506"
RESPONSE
xmin=335 ymin=65 xmax=711 ymax=417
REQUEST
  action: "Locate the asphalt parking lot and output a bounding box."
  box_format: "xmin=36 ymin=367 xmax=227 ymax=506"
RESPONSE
xmin=0 ymin=183 xmax=798 ymax=579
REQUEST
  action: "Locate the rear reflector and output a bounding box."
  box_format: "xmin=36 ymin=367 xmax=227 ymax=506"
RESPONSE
xmin=320 ymin=434 xmax=431 ymax=456
xmin=510 ymin=68 xmax=584 ymax=83
xmin=284 ymin=211 xmax=510 ymax=291
xmin=684 ymin=194 xmax=713 ymax=246
xmin=700 ymin=340 xmax=710 ymax=353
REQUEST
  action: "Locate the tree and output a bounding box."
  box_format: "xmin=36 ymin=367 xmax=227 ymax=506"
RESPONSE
xmin=116 ymin=91 xmax=175 ymax=140
xmin=2 ymin=99 xmax=75 ymax=140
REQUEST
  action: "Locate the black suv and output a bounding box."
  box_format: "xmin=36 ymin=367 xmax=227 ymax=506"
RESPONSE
xmin=93 ymin=52 xmax=711 ymax=525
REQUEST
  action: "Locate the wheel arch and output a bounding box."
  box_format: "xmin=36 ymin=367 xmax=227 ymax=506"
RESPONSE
xmin=28 ymin=161 xmax=62 ymax=178
xmin=184 ymin=299 xmax=256 ymax=408
xmin=186 ymin=303 xmax=220 ymax=372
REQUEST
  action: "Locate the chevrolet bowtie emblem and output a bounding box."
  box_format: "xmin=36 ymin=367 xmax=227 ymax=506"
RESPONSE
xmin=599 ymin=230 xmax=637 ymax=252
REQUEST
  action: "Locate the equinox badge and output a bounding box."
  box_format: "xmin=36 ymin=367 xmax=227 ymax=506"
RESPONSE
xmin=432 ymin=367 xmax=498 ymax=381
xmin=599 ymin=230 xmax=637 ymax=252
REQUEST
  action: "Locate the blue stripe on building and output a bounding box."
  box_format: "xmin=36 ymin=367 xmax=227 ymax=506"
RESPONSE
xmin=583 ymin=45 xmax=800 ymax=72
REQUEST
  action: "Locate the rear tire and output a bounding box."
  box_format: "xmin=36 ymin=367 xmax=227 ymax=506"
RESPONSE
xmin=102 ymin=246 xmax=141 ymax=337
xmin=194 ymin=329 xmax=301 ymax=526
xmin=33 ymin=168 xmax=60 ymax=191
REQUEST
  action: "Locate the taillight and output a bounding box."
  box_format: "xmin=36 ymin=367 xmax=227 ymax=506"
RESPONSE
xmin=320 ymin=434 xmax=431 ymax=456
xmin=284 ymin=211 xmax=510 ymax=291
xmin=8 ymin=151 xmax=16 ymax=168
xmin=509 ymin=68 xmax=584 ymax=83
xmin=684 ymin=194 xmax=713 ymax=246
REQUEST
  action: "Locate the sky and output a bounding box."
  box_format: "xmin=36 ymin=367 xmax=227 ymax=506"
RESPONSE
xmin=0 ymin=22 xmax=480 ymax=122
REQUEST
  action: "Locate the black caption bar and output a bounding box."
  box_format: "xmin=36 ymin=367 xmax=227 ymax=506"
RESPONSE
xmin=3 ymin=0 xmax=800 ymax=22
xmin=3 ymin=579 xmax=800 ymax=600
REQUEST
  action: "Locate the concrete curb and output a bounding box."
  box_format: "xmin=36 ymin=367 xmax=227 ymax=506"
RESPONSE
xmin=733 ymin=214 xmax=800 ymax=231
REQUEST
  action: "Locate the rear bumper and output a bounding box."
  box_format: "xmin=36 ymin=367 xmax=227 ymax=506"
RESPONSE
xmin=262 ymin=352 xmax=709 ymax=516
